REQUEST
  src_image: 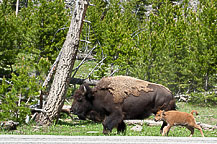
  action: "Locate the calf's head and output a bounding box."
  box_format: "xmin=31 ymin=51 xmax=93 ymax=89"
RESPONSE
xmin=70 ymin=84 xmax=94 ymax=120
xmin=154 ymin=110 xmax=165 ymax=122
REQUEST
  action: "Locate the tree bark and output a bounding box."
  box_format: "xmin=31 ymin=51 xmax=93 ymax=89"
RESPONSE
xmin=36 ymin=0 xmax=89 ymax=125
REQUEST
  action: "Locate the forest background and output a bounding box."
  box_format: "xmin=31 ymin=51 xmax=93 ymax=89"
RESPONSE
xmin=0 ymin=0 xmax=216 ymax=124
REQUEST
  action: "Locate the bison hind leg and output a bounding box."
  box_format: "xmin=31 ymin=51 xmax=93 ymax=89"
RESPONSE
xmin=117 ymin=121 xmax=126 ymax=134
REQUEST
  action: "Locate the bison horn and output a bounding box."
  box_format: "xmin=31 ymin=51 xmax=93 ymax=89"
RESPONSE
xmin=82 ymin=85 xmax=87 ymax=93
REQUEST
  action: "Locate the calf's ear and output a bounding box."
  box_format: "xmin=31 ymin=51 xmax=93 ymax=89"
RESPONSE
xmin=162 ymin=110 xmax=166 ymax=116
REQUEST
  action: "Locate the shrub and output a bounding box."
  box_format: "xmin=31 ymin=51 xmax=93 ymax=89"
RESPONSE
xmin=0 ymin=58 xmax=42 ymax=123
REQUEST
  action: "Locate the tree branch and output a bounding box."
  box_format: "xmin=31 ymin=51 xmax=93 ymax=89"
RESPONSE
xmin=70 ymin=77 xmax=98 ymax=86
xmin=71 ymin=45 xmax=97 ymax=78
xmin=76 ymin=53 xmax=96 ymax=60
xmin=86 ymin=57 xmax=106 ymax=79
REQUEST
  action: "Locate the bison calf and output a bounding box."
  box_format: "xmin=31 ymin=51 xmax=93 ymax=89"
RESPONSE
xmin=154 ymin=110 xmax=204 ymax=137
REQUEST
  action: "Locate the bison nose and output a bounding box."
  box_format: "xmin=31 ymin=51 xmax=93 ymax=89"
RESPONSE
xmin=70 ymin=108 xmax=75 ymax=114
xmin=71 ymin=108 xmax=78 ymax=115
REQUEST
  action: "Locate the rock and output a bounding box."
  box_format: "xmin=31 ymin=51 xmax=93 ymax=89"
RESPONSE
xmin=124 ymin=120 xmax=144 ymax=125
xmin=86 ymin=131 xmax=99 ymax=134
xmin=0 ymin=120 xmax=19 ymax=130
xmin=130 ymin=125 xmax=143 ymax=132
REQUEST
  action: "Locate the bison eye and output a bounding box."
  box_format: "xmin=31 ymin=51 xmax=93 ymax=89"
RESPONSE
xmin=77 ymin=98 xmax=82 ymax=102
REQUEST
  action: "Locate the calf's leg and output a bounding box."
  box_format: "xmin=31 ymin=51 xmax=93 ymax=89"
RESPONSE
xmin=194 ymin=124 xmax=204 ymax=137
xmin=185 ymin=126 xmax=194 ymax=137
xmin=160 ymin=121 xmax=167 ymax=134
xmin=162 ymin=125 xmax=172 ymax=136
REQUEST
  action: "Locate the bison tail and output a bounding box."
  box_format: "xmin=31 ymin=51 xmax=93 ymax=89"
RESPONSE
xmin=170 ymin=99 xmax=177 ymax=110
xmin=191 ymin=110 xmax=198 ymax=115
xmin=166 ymin=99 xmax=176 ymax=111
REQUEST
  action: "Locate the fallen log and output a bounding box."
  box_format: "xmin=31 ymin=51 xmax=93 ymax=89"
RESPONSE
xmin=124 ymin=120 xmax=162 ymax=126
xmin=76 ymin=53 xmax=96 ymax=61
xmin=61 ymin=105 xmax=73 ymax=119
xmin=197 ymin=122 xmax=217 ymax=130
xmin=70 ymin=78 xmax=98 ymax=86
xmin=124 ymin=120 xmax=217 ymax=130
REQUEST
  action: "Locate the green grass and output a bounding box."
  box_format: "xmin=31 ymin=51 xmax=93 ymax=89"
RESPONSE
xmin=1 ymin=120 xmax=216 ymax=137
xmin=1 ymin=102 xmax=217 ymax=137
xmin=73 ymin=60 xmax=97 ymax=79
xmin=176 ymin=102 xmax=217 ymax=125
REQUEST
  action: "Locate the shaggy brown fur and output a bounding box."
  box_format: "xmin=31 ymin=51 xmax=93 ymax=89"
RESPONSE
xmin=71 ymin=76 xmax=176 ymax=134
xmin=96 ymin=76 xmax=170 ymax=103
xmin=154 ymin=110 xmax=204 ymax=137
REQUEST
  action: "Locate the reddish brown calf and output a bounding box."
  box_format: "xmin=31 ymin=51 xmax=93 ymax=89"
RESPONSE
xmin=154 ymin=110 xmax=204 ymax=137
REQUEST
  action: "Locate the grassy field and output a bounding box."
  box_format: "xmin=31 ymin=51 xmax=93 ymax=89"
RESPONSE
xmin=1 ymin=102 xmax=216 ymax=137
xmin=176 ymin=102 xmax=217 ymax=126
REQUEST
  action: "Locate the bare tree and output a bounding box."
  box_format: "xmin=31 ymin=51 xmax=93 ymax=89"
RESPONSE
xmin=16 ymin=0 xmax=19 ymax=17
xmin=36 ymin=0 xmax=89 ymax=125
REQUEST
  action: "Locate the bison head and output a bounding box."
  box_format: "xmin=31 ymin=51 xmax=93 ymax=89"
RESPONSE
xmin=154 ymin=110 xmax=165 ymax=122
xmin=70 ymin=83 xmax=94 ymax=120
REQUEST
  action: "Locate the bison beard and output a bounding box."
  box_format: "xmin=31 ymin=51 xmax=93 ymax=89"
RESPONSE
xmin=71 ymin=76 xmax=176 ymax=134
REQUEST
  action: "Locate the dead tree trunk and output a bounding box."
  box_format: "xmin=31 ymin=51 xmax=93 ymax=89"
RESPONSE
xmin=16 ymin=0 xmax=19 ymax=17
xmin=36 ymin=0 xmax=89 ymax=125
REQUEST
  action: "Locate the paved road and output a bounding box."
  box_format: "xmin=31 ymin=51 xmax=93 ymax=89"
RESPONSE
xmin=0 ymin=135 xmax=217 ymax=144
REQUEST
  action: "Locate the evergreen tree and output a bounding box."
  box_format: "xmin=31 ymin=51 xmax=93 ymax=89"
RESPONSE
xmin=0 ymin=0 xmax=71 ymax=122
xmin=83 ymin=0 xmax=141 ymax=77
xmin=19 ymin=0 xmax=70 ymax=63
xmin=0 ymin=1 xmax=23 ymax=74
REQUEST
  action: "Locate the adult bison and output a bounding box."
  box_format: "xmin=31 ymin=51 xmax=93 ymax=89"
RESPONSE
xmin=71 ymin=76 xmax=176 ymax=134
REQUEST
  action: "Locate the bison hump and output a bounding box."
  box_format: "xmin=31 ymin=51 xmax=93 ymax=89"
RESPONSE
xmin=96 ymin=76 xmax=154 ymax=103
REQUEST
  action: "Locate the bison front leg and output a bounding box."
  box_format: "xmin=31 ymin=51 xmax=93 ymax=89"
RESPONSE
xmin=102 ymin=111 xmax=123 ymax=134
xmin=117 ymin=120 xmax=126 ymax=134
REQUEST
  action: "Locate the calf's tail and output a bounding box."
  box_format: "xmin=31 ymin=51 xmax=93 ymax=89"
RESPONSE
xmin=191 ymin=110 xmax=198 ymax=115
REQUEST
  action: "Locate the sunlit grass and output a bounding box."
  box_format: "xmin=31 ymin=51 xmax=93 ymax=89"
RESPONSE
xmin=176 ymin=102 xmax=217 ymax=125
xmin=1 ymin=119 xmax=216 ymax=137
xmin=1 ymin=102 xmax=216 ymax=137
